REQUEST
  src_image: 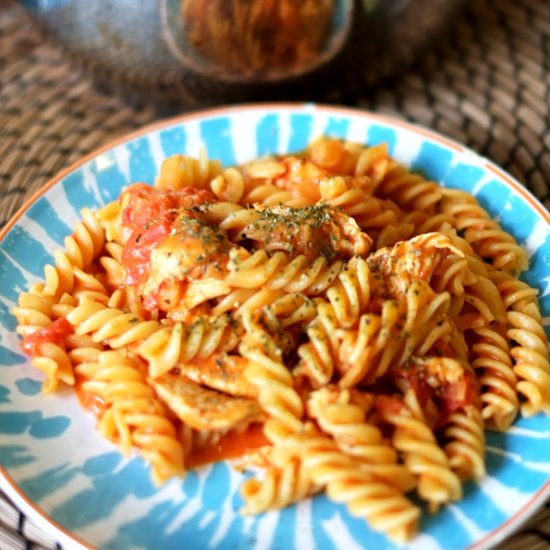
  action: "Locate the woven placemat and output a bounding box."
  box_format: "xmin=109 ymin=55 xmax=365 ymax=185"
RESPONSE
xmin=1 ymin=0 xmax=550 ymax=548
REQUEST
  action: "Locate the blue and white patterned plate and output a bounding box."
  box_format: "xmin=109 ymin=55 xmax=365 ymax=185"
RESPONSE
xmin=1 ymin=104 xmax=550 ymax=550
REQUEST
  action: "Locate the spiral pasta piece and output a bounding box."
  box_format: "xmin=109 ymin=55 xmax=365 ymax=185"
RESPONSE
xmin=306 ymin=139 xmax=391 ymax=186
xmin=66 ymin=333 xmax=103 ymax=366
xmin=240 ymin=313 xmax=305 ymax=432
xmin=325 ymin=469 xmax=419 ymax=543
xmin=261 ymin=293 xmax=317 ymax=331
xmin=241 ymin=351 xmax=304 ymax=431
xmin=66 ymin=301 xmax=161 ymax=349
xmin=31 ymin=342 xmax=74 ymax=393
xmin=444 ymin=405 xmax=486 ymax=481
xmin=42 ymin=250 xmax=77 ymax=300
xmin=375 ymin=163 xmax=443 ymax=213
xmin=379 ymin=390 xmax=462 ymax=512
xmin=453 ymin=275 xmax=507 ymax=331
xmin=138 ymin=314 xmax=240 ymax=378
xmin=72 ymin=269 xmax=110 ymax=301
xmin=210 ymin=167 xmax=245 ymax=203
xmin=11 ymin=286 xmax=76 ymax=392
xmin=338 ymin=282 xmax=451 ymax=387
xmin=212 ymin=287 xmax=285 ymax=317
xmin=96 ymin=200 xmax=125 ymax=244
xmin=430 ymin=254 xmax=475 ymax=297
xmin=307 ymin=388 xmax=416 ymax=492
xmin=325 ymin=257 xmax=371 ymax=328
xmin=156 ymin=148 xmax=222 ymax=191
xmin=295 ymin=299 xmax=341 ymax=388
xmin=401 ymin=210 xmax=456 ymax=236
xmin=242 ymin=155 xmax=329 ymax=205
xmin=295 ymin=258 xmax=372 ymax=387
xmin=441 ymin=189 xmax=528 ymax=273
xmin=85 ymin=351 xmax=185 ymax=485
xmin=490 ymin=270 xmax=550 ymax=415
xmin=241 ymin=184 xmax=311 ymax=208
xmin=74 ymin=347 xmax=135 ymax=404
xmin=335 ymin=307 xmax=389 ymax=386
xmin=264 ymin=415 xmax=419 ymax=543
xmin=241 ymin=454 xmax=316 ymax=514
xmin=319 ymin=178 xmax=399 ymax=232
xmin=471 ymin=325 xmax=518 ymax=430
xmin=352 ymin=142 xmax=392 ymax=184
xmin=225 ymin=249 xmax=343 ymax=296
xmin=65 ymin=208 xmax=105 ymax=269
xmin=100 ymin=244 xmax=126 ymax=290
xmin=43 ymin=208 xmax=105 ymax=298
xmin=12 ymin=286 xmax=53 ymax=335
xmin=273 ymin=423 xmax=419 ymax=543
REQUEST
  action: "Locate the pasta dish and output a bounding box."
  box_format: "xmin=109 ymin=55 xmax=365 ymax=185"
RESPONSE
xmin=13 ymin=137 xmax=550 ymax=543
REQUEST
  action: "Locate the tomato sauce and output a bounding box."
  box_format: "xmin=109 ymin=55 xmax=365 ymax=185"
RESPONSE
xmin=21 ymin=318 xmax=73 ymax=356
xmin=75 ymin=380 xmax=109 ymax=419
xmin=186 ymin=423 xmax=270 ymax=468
xmin=74 ymin=360 xmax=268 ymax=468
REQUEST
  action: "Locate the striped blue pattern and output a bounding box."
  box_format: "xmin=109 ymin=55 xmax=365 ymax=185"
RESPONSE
xmin=1 ymin=105 xmax=550 ymax=550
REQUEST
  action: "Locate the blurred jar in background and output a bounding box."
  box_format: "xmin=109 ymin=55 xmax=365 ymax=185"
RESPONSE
xmin=182 ymin=0 xmax=334 ymax=80
xmin=20 ymin=0 xmax=465 ymax=111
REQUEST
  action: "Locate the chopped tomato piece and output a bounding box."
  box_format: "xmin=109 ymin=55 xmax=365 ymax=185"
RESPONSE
xmin=273 ymin=157 xmax=323 ymax=202
xmin=309 ymin=139 xmax=345 ymax=170
xmin=21 ymin=318 xmax=73 ymax=356
xmin=121 ymin=183 xmax=215 ymax=232
xmin=402 ymin=368 xmax=432 ymax=409
xmin=375 ymin=395 xmax=406 ymax=417
xmin=440 ymin=371 xmax=480 ymax=418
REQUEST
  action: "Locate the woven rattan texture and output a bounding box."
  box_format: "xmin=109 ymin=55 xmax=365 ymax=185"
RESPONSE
xmin=1 ymin=0 xmax=550 ymax=548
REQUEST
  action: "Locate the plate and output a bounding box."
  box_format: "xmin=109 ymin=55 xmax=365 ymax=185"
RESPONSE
xmin=1 ymin=103 xmax=550 ymax=550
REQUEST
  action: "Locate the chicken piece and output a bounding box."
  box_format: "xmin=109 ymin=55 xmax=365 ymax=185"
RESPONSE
xmin=143 ymin=213 xmax=246 ymax=312
xmin=147 ymin=214 xmax=231 ymax=286
xmin=180 ymin=353 xmax=258 ymax=399
xmin=238 ymin=203 xmax=372 ymax=261
xmin=152 ymin=374 xmax=264 ymax=431
xmin=367 ymin=232 xmax=464 ymax=295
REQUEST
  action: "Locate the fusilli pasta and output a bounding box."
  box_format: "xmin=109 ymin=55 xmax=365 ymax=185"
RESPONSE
xmin=13 ymin=137 xmax=549 ymax=543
